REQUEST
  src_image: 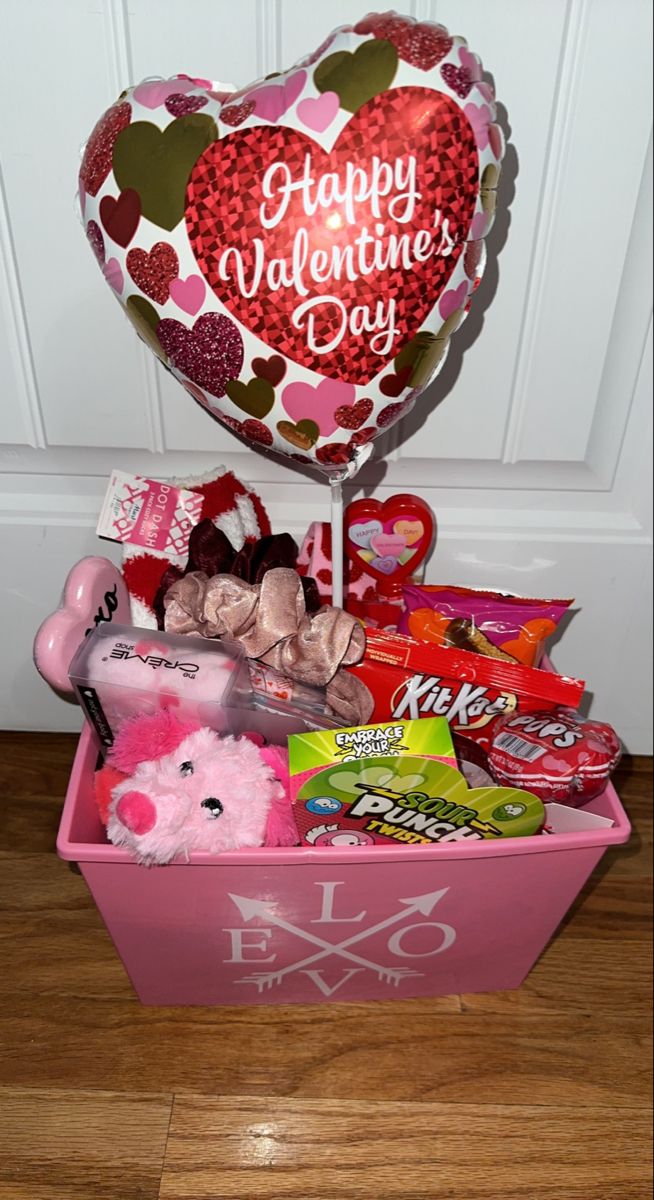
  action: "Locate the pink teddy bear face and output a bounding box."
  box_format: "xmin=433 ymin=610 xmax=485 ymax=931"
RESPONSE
xmin=108 ymin=726 xmax=280 ymax=864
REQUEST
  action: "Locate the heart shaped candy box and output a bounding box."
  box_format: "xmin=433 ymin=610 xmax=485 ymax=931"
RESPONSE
xmin=346 ymin=494 xmax=434 ymax=595
xmin=79 ymin=13 xmax=504 ymax=472
xmin=295 ymin=756 xmax=544 ymax=847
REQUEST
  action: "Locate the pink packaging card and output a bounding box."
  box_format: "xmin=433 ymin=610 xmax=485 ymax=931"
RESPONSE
xmin=96 ymin=470 xmax=203 ymax=560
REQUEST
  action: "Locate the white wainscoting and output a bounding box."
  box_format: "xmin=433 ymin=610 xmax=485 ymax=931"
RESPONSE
xmin=0 ymin=0 xmax=652 ymax=750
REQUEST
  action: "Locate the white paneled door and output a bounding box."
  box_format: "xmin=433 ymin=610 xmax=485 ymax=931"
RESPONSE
xmin=0 ymin=0 xmax=652 ymax=749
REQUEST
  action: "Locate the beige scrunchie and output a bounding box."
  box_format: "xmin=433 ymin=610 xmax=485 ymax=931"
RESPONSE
xmin=164 ymin=567 xmax=373 ymax=725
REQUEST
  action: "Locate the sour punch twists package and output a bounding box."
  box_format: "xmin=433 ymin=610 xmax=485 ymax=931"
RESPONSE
xmin=289 ymin=718 xmax=544 ymax=848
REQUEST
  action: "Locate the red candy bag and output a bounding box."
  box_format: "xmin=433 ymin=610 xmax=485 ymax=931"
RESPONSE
xmin=399 ymin=584 xmax=574 ymax=667
xmin=347 ymin=629 xmax=585 ymax=753
xmin=488 ymin=709 xmax=622 ymax=806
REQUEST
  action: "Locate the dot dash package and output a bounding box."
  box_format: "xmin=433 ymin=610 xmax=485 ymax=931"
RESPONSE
xmin=289 ymin=718 xmax=545 ymax=847
xmin=69 ymin=623 xmax=253 ymax=748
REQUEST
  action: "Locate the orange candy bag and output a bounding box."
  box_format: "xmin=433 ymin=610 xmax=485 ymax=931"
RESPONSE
xmin=399 ymin=585 xmax=574 ymax=668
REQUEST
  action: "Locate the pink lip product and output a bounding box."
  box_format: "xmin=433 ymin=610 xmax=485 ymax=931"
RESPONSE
xmin=68 ymin=623 xmax=252 ymax=747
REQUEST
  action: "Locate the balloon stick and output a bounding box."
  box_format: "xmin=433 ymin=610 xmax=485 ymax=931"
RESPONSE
xmin=330 ymin=476 xmax=344 ymax=609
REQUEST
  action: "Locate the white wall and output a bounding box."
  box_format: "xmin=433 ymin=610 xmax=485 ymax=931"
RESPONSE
xmin=0 ymin=0 xmax=652 ymax=750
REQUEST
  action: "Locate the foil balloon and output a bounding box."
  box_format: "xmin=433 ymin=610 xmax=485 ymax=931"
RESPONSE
xmin=79 ymin=12 xmax=504 ymax=473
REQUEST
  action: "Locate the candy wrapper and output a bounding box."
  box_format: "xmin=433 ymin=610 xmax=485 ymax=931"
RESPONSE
xmin=487 ymin=709 xmax=622 ymax=807
xmin=399 ymin=585 xmax=574 ymax=667
xmin=289 ymin=716 xmax=544 ymax=847
xmin=347 ymin=630 xmax=585 ymax=753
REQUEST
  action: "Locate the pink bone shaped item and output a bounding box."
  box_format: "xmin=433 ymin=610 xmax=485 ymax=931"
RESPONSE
xmin=33 ymin=556 xmax=131 ymax=694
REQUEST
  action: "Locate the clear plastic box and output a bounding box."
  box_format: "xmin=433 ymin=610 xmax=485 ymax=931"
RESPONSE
xmin=69 ymin=622 xmax=339 ymax=748
xmin=69 ymin=623 xmax=255 ymax=746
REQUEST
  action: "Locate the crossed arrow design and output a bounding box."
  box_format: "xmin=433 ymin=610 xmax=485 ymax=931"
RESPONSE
xmin=228 ymin=888 xmax=453 ymax=994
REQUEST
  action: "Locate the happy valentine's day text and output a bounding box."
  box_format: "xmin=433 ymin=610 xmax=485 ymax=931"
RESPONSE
xmin=217 ymin=154 xmax=455 ymax=356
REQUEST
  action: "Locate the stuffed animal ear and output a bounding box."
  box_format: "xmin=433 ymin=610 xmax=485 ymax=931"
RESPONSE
xmin=258 ymin=745 xmax=298 ymax=847
xmin=264 ymin=787 xmax=299 ymax=848
xmin=94 ymin=763 xmax=127 ymax=825
xmin=259 ymin=744 xmax=289 ymax=792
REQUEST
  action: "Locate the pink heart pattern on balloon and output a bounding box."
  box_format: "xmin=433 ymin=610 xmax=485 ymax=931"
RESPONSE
xmin=247 ymin=71 xmax=307 ymax=122
xmin=185 ymin=88 xmax=478 ymax=386
xmin=103 ymin=258 xmax=124 ymax=293
xmin=133 ymin=78 xmax=196 ymax=109
xmin=281 ymin=378 xmax=356 ymax=437
xmin=169 ymin=274 xmax=206 ymax=315
xmin=296 ymin=91 xmax=340 ymax=132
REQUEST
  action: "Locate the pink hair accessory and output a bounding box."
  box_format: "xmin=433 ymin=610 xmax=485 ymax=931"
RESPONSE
xmin=163 ymin=566 xmax=373 ymax=725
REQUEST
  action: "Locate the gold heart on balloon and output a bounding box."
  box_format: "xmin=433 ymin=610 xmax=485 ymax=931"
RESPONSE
xmin=79 ymin=11 xmax=504 ymax=479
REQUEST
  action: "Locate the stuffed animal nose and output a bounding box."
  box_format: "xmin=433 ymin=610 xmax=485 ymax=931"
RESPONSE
xmin=201 ymin=797 xmax=224 ymax=819
xmin=115 ymin=790 xmax=157 ymax=835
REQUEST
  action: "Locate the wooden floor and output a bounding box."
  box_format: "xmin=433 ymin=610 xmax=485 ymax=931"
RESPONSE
xmin=0 ymin=732 xmax=651 ymax=1200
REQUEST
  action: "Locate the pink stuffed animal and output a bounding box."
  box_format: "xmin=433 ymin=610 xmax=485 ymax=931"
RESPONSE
xmin=102 ymin=709 xmax=297 ymax=864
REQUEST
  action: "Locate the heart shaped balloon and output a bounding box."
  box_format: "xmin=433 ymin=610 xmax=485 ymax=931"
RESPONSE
xmin=79 ymin=13 xmax=504 ymax=473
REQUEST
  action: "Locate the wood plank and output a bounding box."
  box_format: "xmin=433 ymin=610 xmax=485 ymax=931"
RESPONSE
xmin=0 ymin=732 xmax=79 ymax=799
xmin=158 ymin=1096 xmax=652 ymax=1200
xmin=0 ymin=1088 xmax=172 ymax=1200
xmin=0 ymin=856 xmax=134 ymax=1001
xmin=556 ymin=874 xmax=652 ymax=939
xmin=461 ymin=937 xmax=652 ymax=1017
xmin=0 ymin=996 xmax=648 ymax=1109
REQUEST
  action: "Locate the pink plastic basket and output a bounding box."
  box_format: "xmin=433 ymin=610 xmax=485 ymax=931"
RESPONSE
xmin=57 ymin=722 xmax=631 ymax=1006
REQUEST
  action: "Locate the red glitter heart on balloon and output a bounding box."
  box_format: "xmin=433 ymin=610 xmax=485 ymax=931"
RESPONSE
xmin=185 ymin=88 xmax=478 ymax=386
xmin=220 ymin=100 xmax=256 ymax=127
xmin=127 ymin=242 xmax=179 ymax=304
xmin=241 ymin=418 xmax=273 ymax=446
xmin=79 ymin=101 xmax=131 ymax=197
xmin=335 ymin=398 xmax=373 ymax=429
xmin=441 ymin=63 xmax=474 ymax=99
xmin=354 ymin=15 xmax=453 ymax=70
xmin=315 ymin=442 xmax=354 ymax=466
xmin=157 ymin=313 xmax=244 ymax=399
xmin=349 ymin=425 xmax=376 ymax=447
xmin=165 ymin=93 xmax=208 ymax=117
xmin=377 ymin=398 xmax=414 ymax=428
